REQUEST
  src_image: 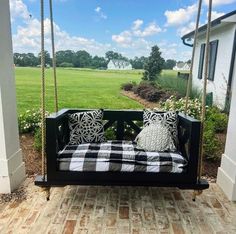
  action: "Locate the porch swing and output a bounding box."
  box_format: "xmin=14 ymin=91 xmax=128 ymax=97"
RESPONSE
xmin=35 ymin=0 xmax=212 ymax=200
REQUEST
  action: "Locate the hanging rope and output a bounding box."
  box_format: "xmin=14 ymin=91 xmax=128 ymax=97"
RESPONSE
xmin=198 ymin=0 xmax=213 ymax=181
xmin=49 ymin=0 xmax=59 ymax=112
xmin=184 ymin=0 xmax=202 ymax=114
xmin=40 ymin=0 xmax=46 ymax=181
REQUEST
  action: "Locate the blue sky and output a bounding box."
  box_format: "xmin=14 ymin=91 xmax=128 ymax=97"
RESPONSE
xmin=10 ymin=0 xmax=236 ymax=61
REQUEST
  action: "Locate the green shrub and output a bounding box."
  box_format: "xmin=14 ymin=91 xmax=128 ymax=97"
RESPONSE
xmin=59 ymin=62 xmax=74 ymax=67
xmin=18 ymin=109 xmax=50 ymax=152
xmin=131 ymin=81 xmax=162 ymax=102
xmin=34 ymin=128 xmax=42 ymax=151
xmin=160 ymin=96 xmax=228 ymax=161
xmin=18 ymin=109 xmax=49 ymax=134
xmin=157 ymin=72 xmax=201 ymax=99
xmin=121 ymin=81 xmax=137 ymax=91
xmin=133 ymin=81 xmax=151 ymax=95
xmin=157 ymin=75 xmax=187 ymax=97
xmin=144 ymin=89 xmax=162 ymax=102
xmin=206 ymin=107 xmax=228 ymax=133
xmin=203 ymin=121 xmax=221 ymax=160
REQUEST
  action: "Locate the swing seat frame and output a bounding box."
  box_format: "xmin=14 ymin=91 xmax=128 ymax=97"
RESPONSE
xmin=35 ymin=109 xmax=209 ymax=190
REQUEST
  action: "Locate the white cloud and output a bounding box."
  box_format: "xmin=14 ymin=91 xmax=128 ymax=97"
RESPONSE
xmin=112 ymin=19 xmax=162 ymax=48
xmin=9 ymin=0 xmax=188 ymax=61
xmin=94 ymin=6 xmax=107 ymax=19
xmin=132 ymin=19 xmax=144 ymax=30
xmin=210 ymin=11 xmax=225 ymax=20
xmin=177 ymin=10 xmax=225 ymax=36
xmin=165 ymin=4 xmax=197 ymax=26
xmin=203 ymin=0 xmax=236 ymax=6
xmin=133 ymin=22 xmax=162 ymax=37
xmin=111 ymin=19 xmax=164 ymax=58
xmin=177 ymin=21 xmax=196 ymax=36
xmin=9 ymin=0 xmax=111 ymax=55
xmin=10 ymin=0 xmax=30 ymax=21
xmin=112 ymin=31 xmax=132 ymax=47
xmin=12 ymin=17 xmax=111 ymax=55
xmin=179 ymin=50 xmax=192 ymax=61
xmin=95 ymin=6 xmax=101 ymax=13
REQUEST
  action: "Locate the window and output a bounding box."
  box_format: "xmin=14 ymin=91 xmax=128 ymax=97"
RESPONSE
xmin=198 ymin=43 xmax=205 ymax=79
xmin=208 ymin=40 xmax=218 ymax=81
xmin=197 ymin=40 xmax=219 ymax=81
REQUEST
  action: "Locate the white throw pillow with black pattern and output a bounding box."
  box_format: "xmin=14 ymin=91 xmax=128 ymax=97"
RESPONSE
xmin=143 ymin=109 xmax=178 ymax=148
xmin=68 ymin=110 xmax=105 ymax=145
xmin=135 ymin=123 xmax=176 ymax=152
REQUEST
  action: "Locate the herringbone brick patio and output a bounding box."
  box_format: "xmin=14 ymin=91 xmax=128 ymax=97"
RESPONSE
xmin=0 ymin=178 xmax=236 ymax=234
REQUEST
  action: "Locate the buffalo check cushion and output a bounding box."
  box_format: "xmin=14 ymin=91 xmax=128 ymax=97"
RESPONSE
xmin=58 ymin=141 xmax=187 ymax=173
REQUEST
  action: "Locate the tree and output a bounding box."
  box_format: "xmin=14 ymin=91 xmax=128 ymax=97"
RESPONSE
xmin=142 ymin=45 xmax=164 ymax=81
xmin=73 ymin=50 xmax=92 ymax=68
xmin=56 ymin=50 xmax=75 ymax=66
xmin=14 ymin=53 xmax=38 ymax=67
xmin=91 ymin=56 xmax=107 ymax=69
xmin=38 ymin=51 xmax=51 ymax=66
xmin=130 ymin=56 xmax=148 ymax=69
xmin=164 ymin=59 xmax=176 ymax=70
xmin=105 ymin=51 xmax=128 ymax=62
xmin=105 ymin=51 xmax=119 ymax=61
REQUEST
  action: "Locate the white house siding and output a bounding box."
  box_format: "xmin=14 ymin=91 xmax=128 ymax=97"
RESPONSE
xmin=173 ymin=63 xmax=190 ymax=71
xmin=107 ymin=60 xmax=132 ymax=70
xmin=192 ymin=23 xmax=236 ymax=109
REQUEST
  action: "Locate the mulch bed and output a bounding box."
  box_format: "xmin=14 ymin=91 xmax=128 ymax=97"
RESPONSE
xmin=121 ymin=90 xmax=160 ymax=109
xmin=20 ymin=133 xmax=41 ymax=177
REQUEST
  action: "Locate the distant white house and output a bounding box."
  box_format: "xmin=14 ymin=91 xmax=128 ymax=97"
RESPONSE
xmin=107 ymin=59 xmax=132 ymax=70
xmin=182 ymin=10 xmax=236 ymax=110
xmin=173 ymin=62 xmax=191 ymax=71
xmin=37 ymin=64 xmax=51 ymax=68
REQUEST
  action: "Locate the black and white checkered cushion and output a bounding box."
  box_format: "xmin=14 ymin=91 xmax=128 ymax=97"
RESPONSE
xmin=58 ymin=141 xmax=187 ymax=173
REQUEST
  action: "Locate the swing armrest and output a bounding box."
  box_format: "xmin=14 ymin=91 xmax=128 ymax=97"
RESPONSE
xmin=178 ymin=113 xmax=201 ymax=179
xmin=46 ymin=109 xmax=71 ymax=179
xmin=47 ymin=109 xmax=70 ymax=122
xmin=46 ymin=109 xmax=71 ymax=151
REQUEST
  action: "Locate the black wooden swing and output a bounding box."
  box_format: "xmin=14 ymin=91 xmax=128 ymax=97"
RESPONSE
xmin=35 ymin=0 xmax=212 ymax=200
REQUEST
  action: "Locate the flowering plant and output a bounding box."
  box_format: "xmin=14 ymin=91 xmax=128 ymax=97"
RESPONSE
xmin=18 ymin=109 xmax=49 ymax=133
xmin=159 ymin=96 xmax=203 ymax=119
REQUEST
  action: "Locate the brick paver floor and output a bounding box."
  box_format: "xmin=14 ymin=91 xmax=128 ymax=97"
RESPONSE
xmin=0 ymin=178 xmax=236 ymax=234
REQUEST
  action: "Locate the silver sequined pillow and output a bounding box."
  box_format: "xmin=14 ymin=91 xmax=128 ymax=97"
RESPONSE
xmin=68 ymin=110 xmax=105 ymax=145
xmin=135 ymin=123 xmax=176 ymax=152
xmin=143 ymin=110 xmax=178 ymax=147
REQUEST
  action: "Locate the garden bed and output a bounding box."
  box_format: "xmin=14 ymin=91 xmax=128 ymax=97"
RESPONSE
xmin=122 ymin=90 xmax=226 ymax=182
xmin=121 ymin=90 xmax=159 ymax=109
xmin=20 ymin=133 xmax=41 ymax=177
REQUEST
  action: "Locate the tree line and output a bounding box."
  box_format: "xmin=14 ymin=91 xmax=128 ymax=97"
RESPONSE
xmin=13 ymin=50 xmax=180 ymax=70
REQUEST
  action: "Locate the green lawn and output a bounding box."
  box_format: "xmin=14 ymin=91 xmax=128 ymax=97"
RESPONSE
xmin=15 ymin=67 xmax=143 ymax=113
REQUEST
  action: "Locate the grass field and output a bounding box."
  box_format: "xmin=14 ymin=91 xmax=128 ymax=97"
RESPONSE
xmin=15 ymin=67 xmax=143 ymax=113
xmin=15 ymin=67 xmax=186 ymax=114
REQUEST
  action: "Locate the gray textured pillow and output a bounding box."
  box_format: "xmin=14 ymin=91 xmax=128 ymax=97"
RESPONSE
xmin=68 ymin=110 xmax=105 ymax=145
xmin=135 ymin=123 xmax=176 ymax=152
xmin=143 ymin=110 xmax=178 ymax=147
